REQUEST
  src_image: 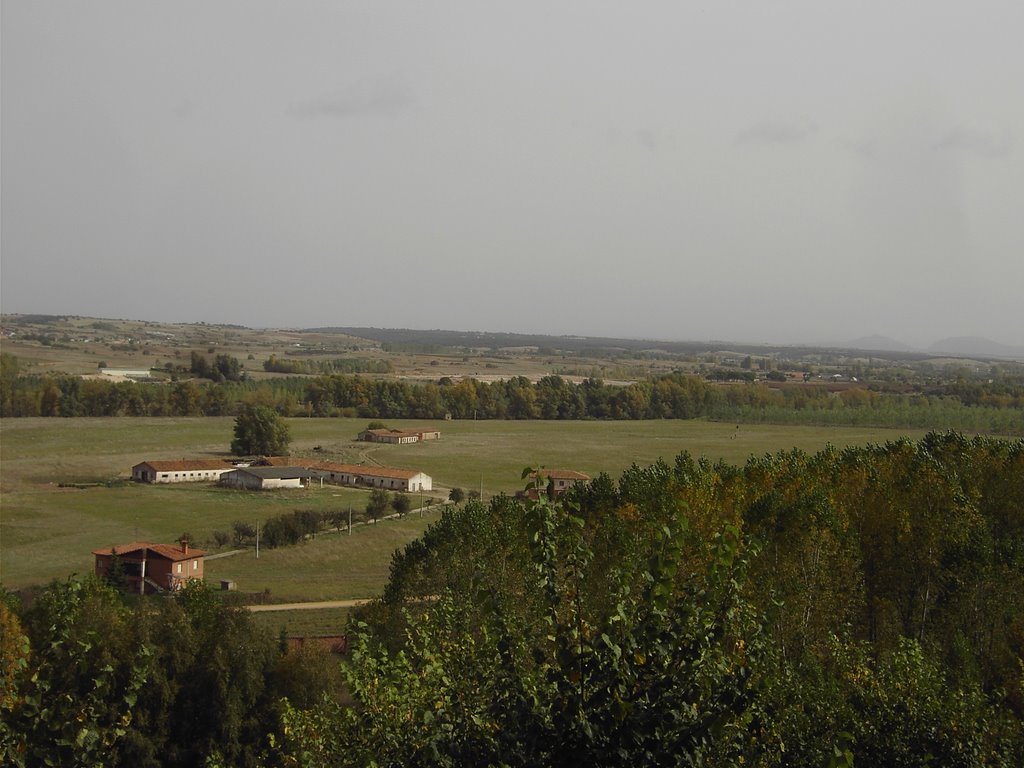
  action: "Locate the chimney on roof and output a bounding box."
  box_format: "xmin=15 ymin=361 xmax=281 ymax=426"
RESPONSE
xmin=180 ymin=538 xmax=189 ymax=555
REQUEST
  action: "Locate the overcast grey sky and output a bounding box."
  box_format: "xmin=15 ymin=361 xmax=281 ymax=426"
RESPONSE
xmin=2 ymin=1 xmax=1022 ymax=347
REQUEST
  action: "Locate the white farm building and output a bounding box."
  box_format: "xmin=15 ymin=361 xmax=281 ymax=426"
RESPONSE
xmin=312 ymin=462 xmax=432 ymax=492
xmin=358 ymin=428 xmax=441 ymax=444
xmin=132 ymin=460 xmax=232 ymax=484
xmin=219 ymin=467 xmax=315 ymax=490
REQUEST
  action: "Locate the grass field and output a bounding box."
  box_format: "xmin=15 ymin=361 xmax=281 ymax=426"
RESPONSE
xmin=204 ymin=514 xmax=436 ymax=602
xmin=1 ymin=416 xmax=930 ymax=596
xmin=250 ymin=606 xmax=353 ymax=639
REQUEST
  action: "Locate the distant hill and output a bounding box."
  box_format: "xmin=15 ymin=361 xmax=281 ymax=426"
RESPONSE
xmin=841 ymin=334 xmax=1024 ymax=361
xmin=928 ymin=337 xmax=1024 ymax=360
xmin=307 ymin=326 xmax=892 ymax=361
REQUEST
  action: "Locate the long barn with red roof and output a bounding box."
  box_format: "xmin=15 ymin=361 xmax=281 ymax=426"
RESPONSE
xmin=311 ymin=462 xmax=432 ymax=492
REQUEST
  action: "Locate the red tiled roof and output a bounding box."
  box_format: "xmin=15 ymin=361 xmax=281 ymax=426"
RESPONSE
xmin=92 ymin=542 xmax=207 ymax=561
xmin=135 ymin=460 xmax=230 ymax=472
xmin=311 ymin=462 xmax=420 ymax=480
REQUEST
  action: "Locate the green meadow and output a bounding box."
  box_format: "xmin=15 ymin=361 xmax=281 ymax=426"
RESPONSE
xmin=250 ymin=606 xmax=354 ymax=640
xmin=1 ymin=416 xmax=929 ymax=596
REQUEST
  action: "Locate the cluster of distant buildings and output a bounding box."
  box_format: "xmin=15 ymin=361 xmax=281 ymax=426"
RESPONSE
xmin=107 ymin=423 xmax=592 ymax=597
xmin=129 ymin=426 xmax=443 ymax=491
xmin=358 ymin=427 xmax=441 ymax=444
xmin=131 ymin=458 xmax=433 ymax=493
xmin=104 ymin=457 xmax=435 ymax=595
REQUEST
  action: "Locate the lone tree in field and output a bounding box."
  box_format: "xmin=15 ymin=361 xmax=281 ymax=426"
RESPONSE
xmin=391 ymin=493 xmax=412 ymax=517
xmin=232 ymin=521 xmax=256 ymax=546
xmin=366 ymin=489 xmax=390 ymax=524
xmin=231 ymin=405 xmax=291 ymax=456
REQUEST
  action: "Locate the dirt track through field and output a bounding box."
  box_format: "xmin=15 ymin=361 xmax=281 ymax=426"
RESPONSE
xmin=246 ymin=599 xmax=370 ymax=612
xmin=356 ymin=446 xmax=384 ymax=466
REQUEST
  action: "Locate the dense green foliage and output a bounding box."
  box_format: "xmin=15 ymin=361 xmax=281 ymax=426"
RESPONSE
xmin=365 ymin=489 xmax=391 ymax=523
xmin=190 ymin=351 xmax=246 ymax=382
xmin=390 ymin=493 xmax=412 ymax=517
xmin=283 ymin=432 xmax=1023 ymax=766
xmin=231 ymin=404 xmax=292 ymax=456
xmin=1 ymin=580 xmax=287 ymax=768
xmin=3 ymin=354 xmax=1023 ymax=432
xmin=260 ymin=510 xmax=335 ymax=549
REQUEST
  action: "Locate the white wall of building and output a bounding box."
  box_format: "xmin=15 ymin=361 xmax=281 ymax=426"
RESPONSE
xmin=133 ymin=465 xmax=229 ymax=484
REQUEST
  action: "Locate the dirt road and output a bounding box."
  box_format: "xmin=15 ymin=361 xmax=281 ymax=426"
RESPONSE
xmin=246 ymin=599 xmax=370 ymax=612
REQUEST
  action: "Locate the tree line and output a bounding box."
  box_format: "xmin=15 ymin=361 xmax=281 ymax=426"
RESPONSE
xmin=220 ymin=491 xmax=431 ymax=551
xmin=262 ymin=355 xmax=393 ymax=375
xmin=3 ymin=352 xmax=1022 ymax=433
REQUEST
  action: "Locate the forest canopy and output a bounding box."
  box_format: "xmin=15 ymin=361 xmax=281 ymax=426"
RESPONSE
xmin=284 ymin=431 xmax=1024 ymax=766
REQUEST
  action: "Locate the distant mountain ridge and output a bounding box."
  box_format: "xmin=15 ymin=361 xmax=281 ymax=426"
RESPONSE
xmin=927 ymin=336 xmax=1024 ymax=359
xmin=840 ymin=334 xmax=1024 ymax=360
xmin=312 ymin=326 xmax=937 ymax=362
xmin=4 ymin=313 xmax=1021 ymax=362
xmin=844 ymin=335 xmax=918 ymax=353
xmin=329 ymin=327 xmax=1024 ymax=362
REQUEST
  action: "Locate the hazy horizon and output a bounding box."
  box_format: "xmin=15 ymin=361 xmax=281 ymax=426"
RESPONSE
xmin=3 ymin=2 xmax=1022 ymax=349
xmin=5 ymin=310 xmax=1024 ymax=357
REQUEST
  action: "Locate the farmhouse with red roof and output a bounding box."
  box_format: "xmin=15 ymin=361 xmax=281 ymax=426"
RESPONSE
xmin=93 ymin=539 xmax=206 ymax=594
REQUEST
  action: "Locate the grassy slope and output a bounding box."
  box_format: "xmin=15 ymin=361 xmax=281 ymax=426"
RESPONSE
xmin=0 ymin=417 xmax=928 ymax=596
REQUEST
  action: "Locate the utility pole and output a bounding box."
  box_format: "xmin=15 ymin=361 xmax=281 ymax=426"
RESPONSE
xmin=348 ymin=503 xmax=352 ymax=535
xmin=256 ymin=520 xmax=260 ymax=559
